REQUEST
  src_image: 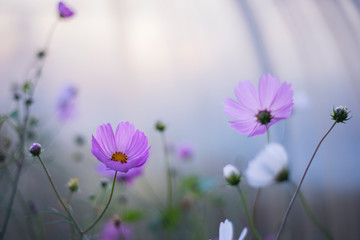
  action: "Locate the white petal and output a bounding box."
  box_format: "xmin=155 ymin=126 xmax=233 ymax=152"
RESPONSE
xmin=238 ymin=227 xmax=248 ymax=240
xmin=219 ymin=219 xmax=233 ymax=240
xmin=223 ymin=164 xmax=240 ymax=178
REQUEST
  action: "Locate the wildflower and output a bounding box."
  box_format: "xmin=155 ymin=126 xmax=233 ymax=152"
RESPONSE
xmin=56 ymin=85 xmax=78 ymax=122
xmin=58 ymin=1 xmax=75 ymax=19
xmin=67 ymin=178 xmax=79 ymax=192
xmin=29 ymin=143 xmax=42 ymax=156
xmin=91 ymin=122 xmax=150 ymax=172
xmin=223 ymin=164 xmax=241 ymax=186
xmin=224 ymin=74 xmax=293 ymax=137
xmin=218 ymin=219 xmax=247 ymax=240
xmin=97 ymin=164 xmax=143 ymax=186
xmin=101 ymin=216 xmax=132 ymax=240
xmin=331 ymin=105 xmax=350 ymax=123
xmin=245 ymin=143 xmax=289 ymax=188
xmin=176 ymin=143 xmax=194 ymax=161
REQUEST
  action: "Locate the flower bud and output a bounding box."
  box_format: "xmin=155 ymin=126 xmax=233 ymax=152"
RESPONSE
xmin=13 ymin=90 xmax=21 ymax=101
xmin=275 ymin=169 xmax=289 ymax=183
xmin=223 ymin=164 xmax=241 ymax=186
xmin=29 ymin=143 xmax=42 ymax=156
xmin=155 ymin=120 xmax=166 ymax=132
xmin=100 ymin=178 xmax=109 ymax=188
xmin=67 ymin=178 xmax=79 ymax=192
xmin=331 ymin=106 xmax=350 ymax=123
xmin=25 ymin=97 xmax=33 ymax=106
xmin=37 ymin=50 xmax=46 ymax=59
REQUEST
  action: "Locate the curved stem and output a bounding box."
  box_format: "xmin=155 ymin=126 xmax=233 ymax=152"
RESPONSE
xmin=83 ymin=171 xmax=117 ymax=234
xmin=275 ymin=122 xmax=337 ymax=240
xmin=237 ymin=186 xmax=262 ymax=240
xmin=288 ymin=181 xmax=334 ymax=240
xmin=36 ymin=156 xmax=83 ymax=234
xmin=161 ymin=132 xmax=172 ymax=208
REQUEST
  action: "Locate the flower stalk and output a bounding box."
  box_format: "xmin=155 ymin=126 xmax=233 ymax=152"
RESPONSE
xmin=275 ymin=122 xmax=337 ymax=240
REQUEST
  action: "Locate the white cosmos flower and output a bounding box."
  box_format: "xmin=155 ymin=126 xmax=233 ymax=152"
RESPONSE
xmin=218 ymin=219 xmax=248 ymax=240
xmin=245 ymin=143 xmax=288 ymax=188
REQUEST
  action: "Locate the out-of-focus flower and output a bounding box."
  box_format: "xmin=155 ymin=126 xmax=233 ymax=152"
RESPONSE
xmin=101 ymin=216 xmax=132 ymax=240
xmin=91 ymin=122 xmax=150 ymax=172
xmin=96 ymin=164 xmax=143 ymax=186
xmin=217 ymin=219 xmax=247 ymax=240
xmin=176 ymin=143 xmax=194 ymax=161
xmin=331 ymin=105 xmax=350 ymax=123
xmin=29 ymin=143 xmax=42 ymax=156
xmin=58 ymin=2 xmax=75 ymax=18
xmin=224 ymin=74 xmax=294 ymax=137
xmin=67 ymin=178 xmax=79 ymax=192
xmin=223 ymin=164 xmax=241 ymax=186
xmin=56 ymin=85 xmax=78 ymax=122
xmin=155 ymin=120 xmax=166 ymax=132
xmin=245 ymin=143 xmax=289 ymax=188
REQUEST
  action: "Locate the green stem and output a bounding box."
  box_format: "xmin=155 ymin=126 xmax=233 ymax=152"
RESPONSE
xmin=161 ymin=132 xmax=172 ymax=208
xmin=275 ymin=122 xmax=337 ymax=240
xmin=237 ymin=186 xmax=262 ymax=240
xmin=36 ymin=155 xmax=83 ymax=235
xmin=289 ymin=181 xmax=334 ymax=240
xmin=83 ymin=171 xmax=117 ymax=234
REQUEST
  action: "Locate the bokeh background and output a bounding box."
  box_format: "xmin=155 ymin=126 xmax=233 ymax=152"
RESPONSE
xmin=0 ymin=0 xmax=360 ymax=239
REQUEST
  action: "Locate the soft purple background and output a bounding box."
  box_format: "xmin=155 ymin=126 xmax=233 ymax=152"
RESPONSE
xmin=0 ymin=0 xmax=359 ymax=239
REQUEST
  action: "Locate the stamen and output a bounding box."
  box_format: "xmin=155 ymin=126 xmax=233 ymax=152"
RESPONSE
xmin=111 ymin=151 xmax=128 ymax=164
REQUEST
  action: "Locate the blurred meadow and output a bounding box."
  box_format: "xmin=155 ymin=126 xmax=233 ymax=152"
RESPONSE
xmin=0 ymin=0 xmax=360 ymax=239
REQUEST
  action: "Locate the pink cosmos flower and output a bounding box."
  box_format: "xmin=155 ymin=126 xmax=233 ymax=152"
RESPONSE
xmin=224 ymin=74 xmax=293 ymax=137
xmin=56 ymin=85 xmax=77 ymax=122
xmin=91 ymin=122 xmax=150 ymax=172
xmin=101 ymin=217 xmax=132 ymax=240
xmin=58 ymin=2 xmax=75 ymax=18
xmin=176 ymin=143 xmax=194 ymax=161
xmin=96 ymin=163 xmax=143 ymax=186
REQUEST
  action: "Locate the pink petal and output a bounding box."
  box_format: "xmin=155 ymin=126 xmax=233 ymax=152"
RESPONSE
xmin=91 ymin=136 xmax=111 ymax=163
xmin=115 ymin=122 xmax=136 ymax=152
xmin=224 ymin=98 xmax=255 ymax=120
xmin=234 ymin=80 xmax=260 ymax=112
xmin=95 ymin=123 xmax=116 ymax=156
xmin=259 ymin=74 xmax=281 ymax=109
xmin=229 ymin=118 xmax=257 ymax=135
xmin=269 ymin=82 xmax=294 ymax=114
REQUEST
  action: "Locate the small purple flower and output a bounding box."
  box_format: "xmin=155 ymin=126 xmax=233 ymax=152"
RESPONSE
xmin=96 ymin=164 xmax=143 ymax=186
xmin=176 ymin=143 xmax=194 ymax=161
xmin=224 ymin=74 xmax=294 ymax=137
xmin=58 ymin=2 xmax=75 ymax=18
xmin=101 ymin=217 xmax=132 ymax=240
xmin=56 ymin=85 xmax=78 ymax=122
xmin=91 ymin=122 xmax=150 ymax=172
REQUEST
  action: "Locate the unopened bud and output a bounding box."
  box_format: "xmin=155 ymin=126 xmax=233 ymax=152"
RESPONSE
xmin=331 ymin=106 xmax=350 ymax=123
xmin=155 ymin=121 xmax=166 ymax=132
xmin=67 ymin=178 xmax=79 ymax=192
xmin=223 ymin=164 xmax=241 ymax=186
xmin=29 ymin=143 xmax=42 ymax=156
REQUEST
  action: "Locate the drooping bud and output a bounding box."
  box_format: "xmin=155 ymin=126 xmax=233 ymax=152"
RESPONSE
xmin=100 ymin=178 xmax=109 ymax=188
xmin=223 ymin=164 xmax=241 ymax=186
xmin=331 ymin=106 xmax=350 ymax=123
xmin=155 ymin=120 xmax=166 ymax=132
xmin=29 ymin=143 xmax=42 ymax=156
xmin=275 ymin=169 xmax=289 ymax=183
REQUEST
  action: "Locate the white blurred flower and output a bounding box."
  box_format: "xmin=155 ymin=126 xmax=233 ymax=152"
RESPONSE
xmin=218 ymin=219 xmax=247 ymax=240
xmin=245 ymin=143 xmax=289 ymax=188
xmin=223 ymin=164 xmax=241 ymax=185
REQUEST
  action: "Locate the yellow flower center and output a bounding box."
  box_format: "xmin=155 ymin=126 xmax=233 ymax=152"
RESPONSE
xmin=111 ymin=151 xmax=128 ymax=164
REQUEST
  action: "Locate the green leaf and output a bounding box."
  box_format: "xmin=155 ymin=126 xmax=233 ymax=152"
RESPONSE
xmin=121 ymin=209 xmax=144 ymax=223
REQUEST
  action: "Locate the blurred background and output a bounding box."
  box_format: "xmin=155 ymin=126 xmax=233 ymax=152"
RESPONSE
xmin=0 ymin=0 xmax=359 ymax=239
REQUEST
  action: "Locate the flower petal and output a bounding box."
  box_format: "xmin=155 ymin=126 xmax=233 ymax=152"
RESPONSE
xmin=96 ymin=123 xmax=117 ymax=156
xmin=115 ymin=122 xmax=136 ymax=152
xmin=259 ymin=74 xmax=281 ymax=109
xmin=219 ymin=219 xmax=233 ymax=240
xmin=269 ymin=82 xmax=294 ymax=115
xmin=234 ymin=80 xmax=260 ymax=112
xmin=91 ymin=136 xmax=111 ymax=163
xmin=229 ymin=119 xmax=257 ymax=135
xmin=224 ymin=98 xmax=255 ymax=120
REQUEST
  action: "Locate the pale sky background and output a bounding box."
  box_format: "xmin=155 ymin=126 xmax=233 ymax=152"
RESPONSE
xmin=1 ymin=0 xmax=360 ymax=239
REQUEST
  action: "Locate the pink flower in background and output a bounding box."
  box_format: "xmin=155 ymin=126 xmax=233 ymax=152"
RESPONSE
xmin=92 ymin=122 xmax=150 ymax=172
xmin=101 ymin=217 xmax=132 ymax=240
xmin=58 ymin=2 xmax=75 ymax=18
xmin=176 ymin=143 xmax=194 ymax=161
xmin=96 ymin=164 xmax=143 ymax=186
xmin=224 ymin=74 xmax=293 ymax=137
xmin=56 ymin=85 xmax=78 ymax=122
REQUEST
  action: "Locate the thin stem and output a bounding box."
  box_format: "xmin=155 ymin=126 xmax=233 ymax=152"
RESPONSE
xmin=36 ymin=155 xmax=83 ymax=234
xmin=288 ymin=181 xmax=334 ymax=240
xmin=275 ymin=122 xmax=337 ymax=240
xmin=161 ymin=132 xmax=172 ymax=208
xmin=83 ymin=171 xmax=117 ymax=234
xmin=237 ymin=186 xmax=262 ymax=240
xmin=252 ymin=188 xmax=261 ymax=226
